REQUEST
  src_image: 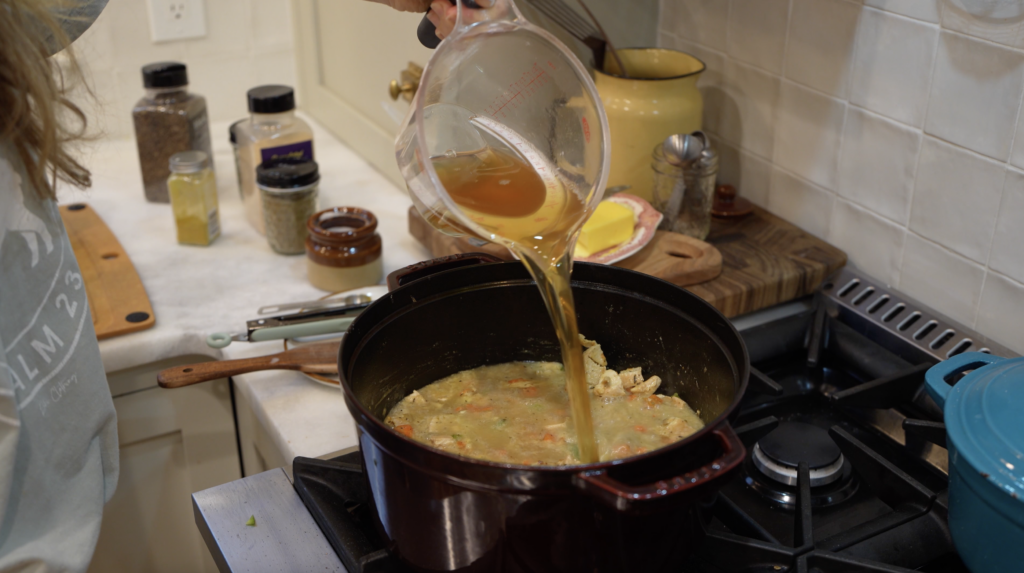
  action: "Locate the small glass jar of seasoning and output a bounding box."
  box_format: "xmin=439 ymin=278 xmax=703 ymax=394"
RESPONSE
xmin=133 ymin=62 xmax=213 ymax=203
xmin=167 ymin=151 xmax=220 ymax=246
xmin=305 ymin=207 xmax=383 ymax=292
xmin=256 ymin=160 xmax=320 ymax=255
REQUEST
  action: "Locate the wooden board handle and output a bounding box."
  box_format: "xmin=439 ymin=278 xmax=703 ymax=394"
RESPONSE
xmin=157 ymin=356 xmax=334 ymax=389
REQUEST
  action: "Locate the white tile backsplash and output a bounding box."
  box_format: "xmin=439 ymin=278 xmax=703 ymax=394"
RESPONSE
xmin=899 ymin=233 xmax=986 ymax=327
xmin=774 ymin=81 xmax=846 ymax=190
xmin=976 ymin=271 xmax=1024 ymax=354
xmin=864 ymin=0 xmax=940 ymax=23
xmin=72 ymin=0 xmax=296 ymax=137
xmin=768 ymin=167 xmax=836 ymax=239
xmin=940 ymin=1 xmax=1024 ymax=50
xmin=712 ymin=60 xmax=781 ymax=160
xmin=784 ymin=0 xmax=861 ymax=98
xmin=925 ymin=31 xmax=1024 ymax=161
xmin=663 ymin=0 xmax=729 ymax=53
xmin=988 ymin=168 xmax=1024 ymax=284
xmin=660 ymin=0 xmax=1024 ymax=351
xmin=829 ymin=199 xmax=906 ymax=286
xmin=726 ymin=0 xmax=790 ymax=75
xmin=837 ymin=105 xmax=920 ymax=223
xmin=910 ymin=137 xmax=1005 ymax=262
xmin=848 ymin=7 xmax=938 ymax=128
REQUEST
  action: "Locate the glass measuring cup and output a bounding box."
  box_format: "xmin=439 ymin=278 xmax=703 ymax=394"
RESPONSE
xmin=395 ymin=0 xmax=611 ymax=254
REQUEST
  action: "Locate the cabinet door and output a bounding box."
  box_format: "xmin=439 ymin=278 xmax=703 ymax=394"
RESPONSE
xmin=87 ymin=359 xmax=240 ymax=573
xmin=293 ymin=0 xmax=433 ymax=186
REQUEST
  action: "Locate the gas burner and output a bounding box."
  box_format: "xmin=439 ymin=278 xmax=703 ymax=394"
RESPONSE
xmin=752 ymin=422 xmax=844 ymax=486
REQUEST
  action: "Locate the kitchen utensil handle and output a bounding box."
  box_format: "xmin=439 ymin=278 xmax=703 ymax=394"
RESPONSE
xmin=573 ymin=425 xmax=745 ymax=512
xmin=925 ymin=352 xmax=1003 ymax=407
xmin=416 ymin=0 xmax=481 ymax=49
xmin=386 ymin=252 xmax=504 ymax=291
xmin=207 ymin=332 xmax=234 ymax=348
xmin=248 ymin=317 xmax=356 ymax=342
xmin=158 ymin=355 xmax=310 ymax=389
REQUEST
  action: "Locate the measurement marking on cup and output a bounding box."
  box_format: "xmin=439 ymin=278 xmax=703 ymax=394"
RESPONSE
xmin=486 ymin=63 xmax=554 ymax=119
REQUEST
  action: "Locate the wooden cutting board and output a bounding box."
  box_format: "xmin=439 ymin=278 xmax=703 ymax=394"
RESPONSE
xmin=59 ymin=203 xmax=156 ymax=339
xmin=408 ymin=205 xmax=846 ymax=318
xmin=408 ymin=206 xmax=723 ymax=287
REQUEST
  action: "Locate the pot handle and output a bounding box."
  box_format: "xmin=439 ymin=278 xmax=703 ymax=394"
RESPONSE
xmin=573 ymin=424 xmax=745 ymax=512
xmin=925 ymin=352 xmax=1003 ymax=407
xmin=386 ymin=252 xmax=505 ymax=291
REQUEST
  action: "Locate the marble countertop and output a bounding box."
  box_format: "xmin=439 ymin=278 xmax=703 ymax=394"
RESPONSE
xmin=60 ymin=114 xmax=429 ymax=463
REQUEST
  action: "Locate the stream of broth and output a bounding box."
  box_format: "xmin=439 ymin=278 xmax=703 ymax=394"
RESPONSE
xmin=431 ymin=146 xmax=599 ymax=463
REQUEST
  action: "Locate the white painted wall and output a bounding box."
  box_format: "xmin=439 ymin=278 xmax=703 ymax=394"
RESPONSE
xmin=72 ymin=0 xmax=297 ymax=138
xmin=659 ymin=0 xmax=1024 ymax=353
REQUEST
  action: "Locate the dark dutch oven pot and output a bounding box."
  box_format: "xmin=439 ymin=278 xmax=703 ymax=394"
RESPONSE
xmin=339 ymin=254 xmax=749 ymax=572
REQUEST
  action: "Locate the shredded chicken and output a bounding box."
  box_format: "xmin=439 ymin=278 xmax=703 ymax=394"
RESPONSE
xmin=578 ymin=334 xmax=598 ymax=348
xmin=407 ymin=390 xmax=426 ymax=404
xmin=619 ymin=367 xmax=643 ymax=390
xmin=629 ymin=375 xmax=662 ymax=396
xmin=429 ymin=435 xmax=456 ymax=448
xmin=594 ymin=369 xmax=626 ymax=397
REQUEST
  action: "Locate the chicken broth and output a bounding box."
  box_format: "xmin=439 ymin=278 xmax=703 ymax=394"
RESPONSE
xmin=385 ymin=338 xmax=704 ymax=466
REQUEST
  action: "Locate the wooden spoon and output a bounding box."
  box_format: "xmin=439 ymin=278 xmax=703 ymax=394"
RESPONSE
xmin=158 ymin=341 xmax=340 ymax=389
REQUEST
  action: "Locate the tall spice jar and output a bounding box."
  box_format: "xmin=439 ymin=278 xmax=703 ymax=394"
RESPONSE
xmin=236 ymin=86 xmax=314 ymax=234
xmin=305 ymin=207 xmax=383 ymax=292
xmin=256 ymin=160 xmax=320 ymax=255
xmin=132 ymin=62 xmax=213 ymax=203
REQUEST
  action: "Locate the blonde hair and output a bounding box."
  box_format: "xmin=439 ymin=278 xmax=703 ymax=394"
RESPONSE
xmin=0 ymin=0 xmax=92 ymax=201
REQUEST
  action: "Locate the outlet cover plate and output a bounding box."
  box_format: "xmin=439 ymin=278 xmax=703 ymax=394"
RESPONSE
xmin=148 ymin=0 xmax=207 ymax=43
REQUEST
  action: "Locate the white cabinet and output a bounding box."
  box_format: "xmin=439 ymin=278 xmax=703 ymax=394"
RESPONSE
xmin=87 ymin=356 xmax=240 ymax=573
xmin=292 ymin=0 xmax=433 ymax=187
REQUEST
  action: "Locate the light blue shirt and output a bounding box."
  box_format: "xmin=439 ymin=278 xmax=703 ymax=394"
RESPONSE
xmin=0 ymin=142 xmax=118 ymax=572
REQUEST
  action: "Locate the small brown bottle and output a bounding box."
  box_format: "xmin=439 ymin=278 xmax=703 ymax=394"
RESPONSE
xmin=305 ymin=207 xmax=383 ymax=292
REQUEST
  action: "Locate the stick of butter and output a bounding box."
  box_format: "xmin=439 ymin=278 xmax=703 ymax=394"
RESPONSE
xmin=574 ymin=201 xmax=636 ymax=258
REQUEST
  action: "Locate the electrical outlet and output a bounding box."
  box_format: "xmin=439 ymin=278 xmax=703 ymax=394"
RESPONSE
xmin=148 ymin=0 xmax=207 ymax=43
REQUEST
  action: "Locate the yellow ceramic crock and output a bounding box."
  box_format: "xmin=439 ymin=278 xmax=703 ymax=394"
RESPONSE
xmin=595 ymin=49 xmax=705 ymax=202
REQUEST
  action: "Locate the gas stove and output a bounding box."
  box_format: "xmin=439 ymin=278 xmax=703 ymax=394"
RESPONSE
xmin=291 ymin=267 xmax=1014 ymax=573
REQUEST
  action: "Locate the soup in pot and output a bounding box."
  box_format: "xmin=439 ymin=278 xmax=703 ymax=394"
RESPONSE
xmin=384 ymin=336 xmax=704 ymax=466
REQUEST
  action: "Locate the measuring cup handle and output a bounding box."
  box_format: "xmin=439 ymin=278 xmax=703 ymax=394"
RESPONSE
xmin=386 ymin=253 xmax=504 ymax=292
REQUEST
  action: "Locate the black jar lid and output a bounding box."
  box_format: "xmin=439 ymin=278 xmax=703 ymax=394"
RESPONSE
xmin=142 ymin=62 xmax=188 ymax=88
xmin=248 ymin=85 xmax=296 ymax=114
xmin=229 ymin=119 xmax=244 ymax=145
xmin=257 ymin=160 xmax=319 ymax=189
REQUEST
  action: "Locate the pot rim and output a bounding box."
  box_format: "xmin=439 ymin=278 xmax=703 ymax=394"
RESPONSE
xmin=339 ymin=261 xmax=749 ymax=475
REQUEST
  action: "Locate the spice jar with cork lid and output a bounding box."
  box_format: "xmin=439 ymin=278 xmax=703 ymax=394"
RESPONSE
xmin=305 ymin=207 xmax=383 ymax=292
xmin=256 ymin=160 xmax=320 ymax=255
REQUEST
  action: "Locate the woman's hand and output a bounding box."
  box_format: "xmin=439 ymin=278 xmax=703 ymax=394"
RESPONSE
xmin=426 ymin=1 xmax=458 ymax=40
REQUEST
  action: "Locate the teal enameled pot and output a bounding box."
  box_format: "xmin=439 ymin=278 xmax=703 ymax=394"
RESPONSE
xmin=925 ymin=352 xmax=1024 ymax=573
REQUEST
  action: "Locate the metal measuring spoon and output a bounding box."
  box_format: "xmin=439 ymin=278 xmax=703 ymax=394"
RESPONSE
xmin=659 ymin=133 xmax=706 ymax=231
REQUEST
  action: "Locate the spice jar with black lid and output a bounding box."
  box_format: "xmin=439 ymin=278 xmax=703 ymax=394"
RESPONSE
xmin=256 ymin=160 xmax=320 ymax=255
xmin=132 ymin=62 xmax=213 ymax=203
xmin=305 ymin=207 xmax=383 ymax=292
xmin=237 ymin=85 xmax=314 ymax=234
